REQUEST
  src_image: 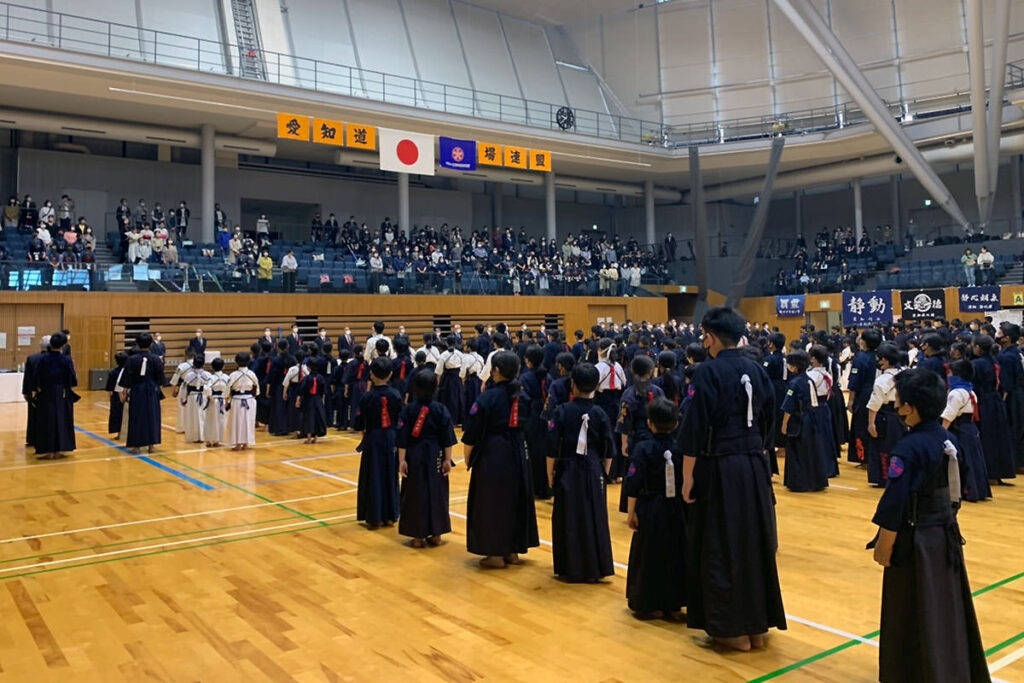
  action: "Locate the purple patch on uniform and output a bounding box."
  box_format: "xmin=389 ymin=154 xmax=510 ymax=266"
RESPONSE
xmin=687 ymin=386 xmax=695 ymax=397
xmin=627 ymin=464 xmax=637 ymax=476
xmin=888 ymin=455 xmax=905 ymax=479
xmin=469 ymin=402 xmax=479 ymax=415
xmin=548 ymin=419 xmax=556 ymax=431
xmin=397 ymin=420 xmax=405 ymax=430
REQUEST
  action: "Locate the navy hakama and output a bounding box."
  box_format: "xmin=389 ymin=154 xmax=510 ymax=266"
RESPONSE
xmin=267 ymin=355 xmax=292 ymax=436
xmin=124 ymin=351 xmax=164 ymax=448
xmin=779 ymin=375 xmax=829 ymax=492
xmin=32 ymin=351 xmax=77 ymax=455
xmin=614 ymin=383 xmax=664 ymax=512
xmin=105 ymin=366 xmax=124 ymax=435
xmin=298 ymin=372 xmax=329 ymax=438
xmin=462 ymin=385 xmax=539 ymax=557
xmin=397 ymin=401 xmax=457 ymax=540
xmin=546 ymin=399 xmax=615 ymax=581
xmin=624 ymin=433 xmax=686 ymax=615
xmin=354 ymin=385 xmax=402 ymax=526
xmin=972 ymin=356 xmax=1016 ymax=481
xmin=868 ymin=406 xmax=905 ymax=487
xmin=438 ymin=367 xmax=465 ymax=426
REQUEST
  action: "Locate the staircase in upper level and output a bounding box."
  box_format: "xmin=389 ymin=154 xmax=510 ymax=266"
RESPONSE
xmin=230 ymin=0 xmax=267 ymax=80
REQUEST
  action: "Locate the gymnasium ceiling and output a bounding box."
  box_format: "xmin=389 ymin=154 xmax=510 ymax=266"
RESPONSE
xmin=459 ymin=0 xmax=638 ymax=25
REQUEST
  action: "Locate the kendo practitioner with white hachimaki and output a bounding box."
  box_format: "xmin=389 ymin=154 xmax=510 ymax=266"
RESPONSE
xmin=678 ymin=307 xmax=786 ymax=651
xmin=123 ymin=333 xmax=165 ymax=454
xmin=869 ymin=368 xmax=989 ymax=683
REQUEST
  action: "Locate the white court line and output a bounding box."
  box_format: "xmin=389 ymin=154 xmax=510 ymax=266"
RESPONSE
xmin=198 ymin=448 xmax=355 ymax=467
xmin=990 ymin=645 xmax=1024 ymax=673
xmin=175 ymin=436 xmax=345 ymax=457
xmin=830 ymin=484 xmax=858 ymax=491
xmin=285 ymin=461 xmax=359 ymax=486
xmin=0 ymin=513 xmax=356 ymax=575
xmin=0 ymin=488 xmax=357 ymax=545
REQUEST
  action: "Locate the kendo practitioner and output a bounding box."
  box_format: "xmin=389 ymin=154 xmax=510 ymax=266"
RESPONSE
xmin=106 ymin=351 xmax=129 ymax=438
xmin=31 ymin=332 xmax=78 ymax=460
xmin=541 ymin=353 xmax=576 ymax=421
xmin=866 ymin=343 xmax=906 ymax=487
xmin=869 ymin=369 xmax=989 ymax=683
xmin=595 ymin=339 xmax=627 ymax=481
xmin=331 ymin=350 xmax=350 ymax=429
xmin=460 ymin=339 xmax=485 ymax=411
xmin=652 ymin=351 xmax=683 ymax=409
xmin=917 ymin=333 xmax=949 ymax=383
xmin=344 ymin=345 xmax=370 ymax=426
xmin=296 ymin=357 xmax=329 ymax=443
xmin=462 ymin=350 xmax=540 ymax=569
xmin=123 ymin=333 xmax=165 ymax=454
xmin=678 ymin=306 xmax=786 ymax=651
xmin=779 ymin=351 xmax=829 ymax=492
xmin=267 ymin=340 xmax=293 ymax=436
xmin=353 ymin=357 xmax=403 ymax=529
xmin=397 ymin=370 xmax=457 ymax=547
xmin=254 ymin=341 xmax=274 ymax=428
xmin=941 ymin=360 xmax=992 ymax=502
xmin=971 ymin=335 xmax=1015 ymax=484
xmin=996 ymin=322 xmax=1024 ymax=479
xmin=615 ymin=355 xmax=664 ymax=512
xmin=545 ymin=362 xmax=615 ymax=583
xmin=762 ymin=332 xmax=788 ymax=475
xmin=437 ymin=335 xmax=465 ymax=425
xmin=807 ymin=344 xmax=839 ymax=476
xmin=22 ymin=336 xmax=49 ymax=448
xmin=624 ymin=397 xmax=686 ymax=620
xmin=848 ymin=329 xmax=881 ymax=465
xmin=520 ymin=345 xmax=550 ymax=500
xmin=390 ymin=338 xmax=414 ymax=400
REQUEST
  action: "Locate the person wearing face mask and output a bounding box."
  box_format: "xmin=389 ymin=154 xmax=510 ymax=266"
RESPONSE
xmin=848 ymin=329 xmax=881 ymax=465
xmin=677 ymin=306 xmax=785 ymax=652
xmin=868 ymin=368 xmax=988 ymax=683
xmin=865 ymin=343 xmax=907 ymax=487
xmin=995 ymin=322 xmax=1024 ymax=480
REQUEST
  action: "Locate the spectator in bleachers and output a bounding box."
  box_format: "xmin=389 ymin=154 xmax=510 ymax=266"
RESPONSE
xmin=257 ymin=249 xmax=273 ymax=292
xmin=80 ymin=224 xmax=95 ymax=250
xmin=228 ymin=228 xmax=243 ymax=264
xmin=961 ymin=248 xmax=977 ymax=286
xmin=310 ymin=212 xmax=323 ymax=243
xmin=138 ymin=224 xmax=154 ymax=263
xmin=134 ymin=199 xmax=149 ymax=228
xmin=19 ymin=195 xmax=37 ymax=233
xmin=255 ymin=213 xmax=270 ymax=246
xmin=324 ymin=213 xmax=340 ymax=244
xmin=152 ymin=202 xmax=164 ymax=227
xmin=36 ymin=221 xmax=52 ymax=248
xmin=174 ymin=201 xmax=190 ymax=242
xmin=281 ymin=249 xmax=298 ymax=293
xmin=126 ymin=225 xmax=142 ymax=264
xmin=3 ymin=196 xmax=19 ymax=232
xmin=38 ymin=199 xmax=55 ymax=227
xmin=214 ymin=203 xmax=227 ymax=232
xmin=152 ymin=223 xmax=167 ymax=262
xmin=977 ymin=246 xmax=994 ymax=285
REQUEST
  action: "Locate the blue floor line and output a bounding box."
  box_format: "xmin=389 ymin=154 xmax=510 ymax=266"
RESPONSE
xmin=73 ymin=427 xmax=215 ymax=491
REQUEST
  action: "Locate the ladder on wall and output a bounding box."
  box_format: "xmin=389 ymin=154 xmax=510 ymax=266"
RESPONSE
xmin=230 ymin=0 xmax=267 ymax=80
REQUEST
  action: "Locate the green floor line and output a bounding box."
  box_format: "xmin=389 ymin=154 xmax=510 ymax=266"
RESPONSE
xmin=158 ymin=454 xmax=326 ymax=526
xmin=750 ymin=570 xmax=1024 ymax=682
xmin=986 ymin=630 xmax=1024 ymax=658
xmin=0 ymin=517 xmax=359 ymax=581
xmin=0 ymin=479 xmax=172 ymax=505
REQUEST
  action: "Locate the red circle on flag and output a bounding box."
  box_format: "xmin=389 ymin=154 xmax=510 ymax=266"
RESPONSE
xmin=397 ymin=139 xmax=419 ymax=166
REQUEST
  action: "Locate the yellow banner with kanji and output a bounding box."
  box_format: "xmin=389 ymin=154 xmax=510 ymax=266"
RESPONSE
xmin=312 ymin=118 xmax=345 ymax=146
xmin=277 ymin=113 xmax=311 ymax=141
xmin=528 ymin=149 xmax=552 ymax=172
xmin=346 ymin=124 xmax=377 ymax=150
xmin=504 ymin=145 xmax=528 ymax=169
xmin=478 ymin=142 xmax=503 ymax=166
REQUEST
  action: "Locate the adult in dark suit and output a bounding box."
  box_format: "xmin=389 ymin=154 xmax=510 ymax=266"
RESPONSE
xmin=314 ymin=327 xmax=330 ymax=350
xmin=151 ymin=332 xmax=167 ymax=362
xmin=286 ymin=324 xmax=302 ymax=355
xmin=187 ymin=328 xmax=207 ymax=356
xmin=392 ymin=326 xmax=409 ymax=349
xmin=22 ymin=335 xmax=50 ymax=448
xmin=60 ymin=329 xmax=73 ymax=359
xmin=338 ymin=327 xmax=354 ymax=353
xmin=257 ymin=327 xmax=276 ymax=349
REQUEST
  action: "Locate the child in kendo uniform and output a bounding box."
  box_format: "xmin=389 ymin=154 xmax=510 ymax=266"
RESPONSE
xmin=779 ymin=351 xmax=829 ymax=492
xmin=331 ymin=349 xmax=351 ymax=429
xmin=462 ymin=350 xmax=540 ymax=569
xmin=940 ymin=360 xmax=992 ymax=502
xmin=345 ymin=344 xmax=369 ymax=426
xmin=624 ymin=397 xmax=686 ymax=619
xmin=225 ymin=352 xmax=259 ymax=450
xmin=180 ymin=355 xmax=210 ymax=444
xmin=541 ymin=352 xmax=576 ymax=422
xmin=353 ymin=357 xmax=403 ymax=529
xmin=296 ymin=357 xmax=329 ymax=443
xmin=105 ymin=351 xmax=128 ymax=438
xmin=615 ymin=355 xmax=664 ymax=512
xmin=203 ymin=358 xmax=229 ymax=447
xmin=169 ymin=348 xmax=194 ymax=434
xmin=869 ymin=368 xmax=989 ymax=683
xmin=521 ymin=345 xmax=550 ymax=500
xmin=397 ymin=370 xmax=457 ymax=547
xmin=461 ymin=339 xmax=485 ymax=414
xmin=283 ymin=349 xmax=307 ymax=434
xmin=545 ymin=362 xmax=615 ymax=582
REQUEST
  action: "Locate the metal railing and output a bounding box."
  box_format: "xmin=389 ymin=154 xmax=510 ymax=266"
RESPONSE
xmin=0 ymin=1 xmax=1017 ymax=148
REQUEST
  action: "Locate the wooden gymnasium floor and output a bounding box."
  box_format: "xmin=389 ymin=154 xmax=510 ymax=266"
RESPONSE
xmin=0 ymin=394 xmax=1022 ymax=682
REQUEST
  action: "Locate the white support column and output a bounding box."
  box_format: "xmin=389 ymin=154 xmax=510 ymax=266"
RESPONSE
xmin=853 ymin=178 xmax=863 ymax=242
xmin=545 ymin=172 xmax=556 ymax=241
xmin=644 ymin=179 xmax=656 ymax=246
xmin=966 ymin=0 xmax=990 ymax=224
xmin=200 ymin=123 xmax=215 ymax=244
xmin=398 ymin=173 xmax=410 ymax=233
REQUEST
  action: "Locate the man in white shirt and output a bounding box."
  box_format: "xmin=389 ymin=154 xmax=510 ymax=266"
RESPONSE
xmin=364 ymin=321 xmax=395 ymax=362
xmin=281 ymin=249 xmax=298 ymax=293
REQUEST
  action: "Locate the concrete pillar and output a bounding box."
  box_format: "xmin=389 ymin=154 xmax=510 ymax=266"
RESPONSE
xmin=853 ymin=178 xmax=863 ymax=242
xmin=644 ymin=179 xmax=656 ymax=246
xmin=890 ymin=175 xmax=901 ymax=244
xmin=200 ymin=124 xmax=215 ymax=244
xmin=1013 ymin=155 xmax=1022 ymax=236
xmin=493 ymin=182 xmax=504 ymax=229
xmin=545 ymin=172 xmax=556 ymax=241
xmin=794 ymin=190 xmax=803 ymax=239
xmin=398 ymin=172 xmax=410 ymax=234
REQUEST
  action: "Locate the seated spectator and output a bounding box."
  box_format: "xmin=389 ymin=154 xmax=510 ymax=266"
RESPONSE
xmin=163 ymin=239 xmax=179 ymax=266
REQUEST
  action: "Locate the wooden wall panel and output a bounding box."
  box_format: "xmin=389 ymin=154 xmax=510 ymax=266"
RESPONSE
xmin=0 ymin=293 xmax=666 ymax=372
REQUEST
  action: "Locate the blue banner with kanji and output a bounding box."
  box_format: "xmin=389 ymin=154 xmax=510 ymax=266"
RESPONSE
xmin=958 ymin=286 xmax=1001 ymax=312
xmin=842 ymin=290 xmax=892 ymax=327
xmin=440 ymin=137 xmax=477 ymax=171
xmin=776 ymin=294 xmax=805 ymax=317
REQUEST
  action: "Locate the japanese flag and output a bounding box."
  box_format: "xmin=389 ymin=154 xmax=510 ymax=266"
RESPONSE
xmin=379 ymin=128 xmax=435 ymax=176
